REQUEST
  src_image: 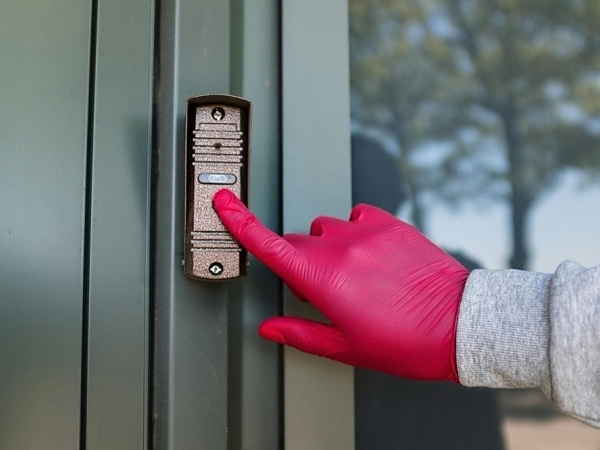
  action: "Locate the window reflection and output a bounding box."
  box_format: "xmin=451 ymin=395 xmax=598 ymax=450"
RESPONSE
xmin=350 ymin=0 xmax=600 ymax=448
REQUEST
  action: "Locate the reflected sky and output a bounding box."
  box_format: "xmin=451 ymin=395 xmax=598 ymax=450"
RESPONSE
xmin=422 ymin=171 xmax=600 ymax=272
xmin=353 ymin=122 xmax=600 ymax=273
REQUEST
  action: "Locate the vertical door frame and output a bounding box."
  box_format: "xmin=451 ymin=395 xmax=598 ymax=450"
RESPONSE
xmin=153 ymin=0 xmax=281 ymax=448
xmin=153 ymin=1 xmax=232 ymax=447
xmin=0 ymin=0 xmax=155 ymax=448
xmin=153 ymin=0 xmax=354 ymax=448
xmin=84 ymin=0 xmax=155 ymax=448
xmin=0 ymin=0 xmax=92 ymax=447
xmin=281 ymin=1 xmax=355 ymax=449
xmin=229 ymin=0 xmax=283 ymax=448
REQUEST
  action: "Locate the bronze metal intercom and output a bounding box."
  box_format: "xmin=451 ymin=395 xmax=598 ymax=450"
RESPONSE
xmin=183 ymin=94 xmax=251 ymax=281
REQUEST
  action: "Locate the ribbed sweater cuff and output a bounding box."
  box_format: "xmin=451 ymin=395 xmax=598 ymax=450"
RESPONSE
xmin=456 ymin=269 xmax=552 ymax=395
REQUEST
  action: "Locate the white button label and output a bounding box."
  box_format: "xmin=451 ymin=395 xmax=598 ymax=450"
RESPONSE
xmin=198 ymin=173 xmax=237 ymax=185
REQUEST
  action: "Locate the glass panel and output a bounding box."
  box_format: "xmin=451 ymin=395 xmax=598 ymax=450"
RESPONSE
xmin=349 ymin=1 xmax=600 ymax=448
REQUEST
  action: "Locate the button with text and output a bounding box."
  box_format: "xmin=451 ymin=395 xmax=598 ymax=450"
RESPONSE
xmin=198 ymin=173 xmax=238 ymax=185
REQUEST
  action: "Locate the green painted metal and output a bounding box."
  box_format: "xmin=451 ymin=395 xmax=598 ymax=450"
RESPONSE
xmin=154 ymin=0 xmax=282 ymax=448
xmin=0 ymin=0 xmax=91 ymax=448
xmin=84 ymin=0 xmax=154 ymax=448
xmin=1 ymin=0 xmax=355 ymax=448
xmin=228 ymin=1 xmax=281 ymax=448
xmin=153 ymin=1 xmax=232 ymax=449
xmin=281 ymin=1 xmax=355 ymax=449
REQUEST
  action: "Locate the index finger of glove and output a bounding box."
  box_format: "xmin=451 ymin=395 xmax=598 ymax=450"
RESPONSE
xmin=213 ymin=190 xmax=299 ymax=278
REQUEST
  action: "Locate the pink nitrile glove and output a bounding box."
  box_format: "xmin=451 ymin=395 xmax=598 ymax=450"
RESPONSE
xmin=213 ymin=189 xmax=469 ymax=382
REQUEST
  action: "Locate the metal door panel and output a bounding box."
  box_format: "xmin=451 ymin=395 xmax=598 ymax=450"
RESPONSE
xmin=0 ymin=0 xmax=92 ymax=448
xmin=229 ymin=1 xmax=282 ymax=448
xmin=84 ymin=0 xmax=154 ymax=448
xmin=154 ymin=1 xmax=233 ymax=448
xmin=281 ymin=1 xmax=355 ymax=449
xmin=154 ymin=0 xmax=282 ymax=448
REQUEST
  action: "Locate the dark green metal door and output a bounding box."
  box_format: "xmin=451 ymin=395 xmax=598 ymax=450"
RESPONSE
xmin=1 ymin=0 xmax=153 ymax=448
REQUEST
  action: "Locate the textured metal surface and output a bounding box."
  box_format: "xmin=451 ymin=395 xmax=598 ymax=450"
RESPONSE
xmin=0 ymin=1 xmax=91 ymax=448
xmin=183 ymin=95 xmax=250 ymax=281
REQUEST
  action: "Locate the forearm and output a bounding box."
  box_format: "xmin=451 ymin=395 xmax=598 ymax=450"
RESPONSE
xmin=456 ymin=262 xmax=600 ymax=428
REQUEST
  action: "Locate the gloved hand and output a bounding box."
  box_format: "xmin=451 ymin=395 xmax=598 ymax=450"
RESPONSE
xmin=213 ymin=190 xmax=470 ymax=382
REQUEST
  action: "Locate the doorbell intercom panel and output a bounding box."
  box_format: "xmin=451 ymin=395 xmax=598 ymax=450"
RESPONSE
xmin=183 ymin=94 xmax=251 ymax=281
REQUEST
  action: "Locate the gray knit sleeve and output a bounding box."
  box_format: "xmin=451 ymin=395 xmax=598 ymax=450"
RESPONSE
xmin=456 ymin=262 xmax=600 ymax=428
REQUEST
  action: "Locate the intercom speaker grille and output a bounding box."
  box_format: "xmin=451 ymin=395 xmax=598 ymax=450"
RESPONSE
xmin=183 ymin=95 xmax=251 ymax=281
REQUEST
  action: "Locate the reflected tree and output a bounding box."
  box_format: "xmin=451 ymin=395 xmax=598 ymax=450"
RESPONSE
xmin=350 ymin=0 xmax=600 ymax=269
